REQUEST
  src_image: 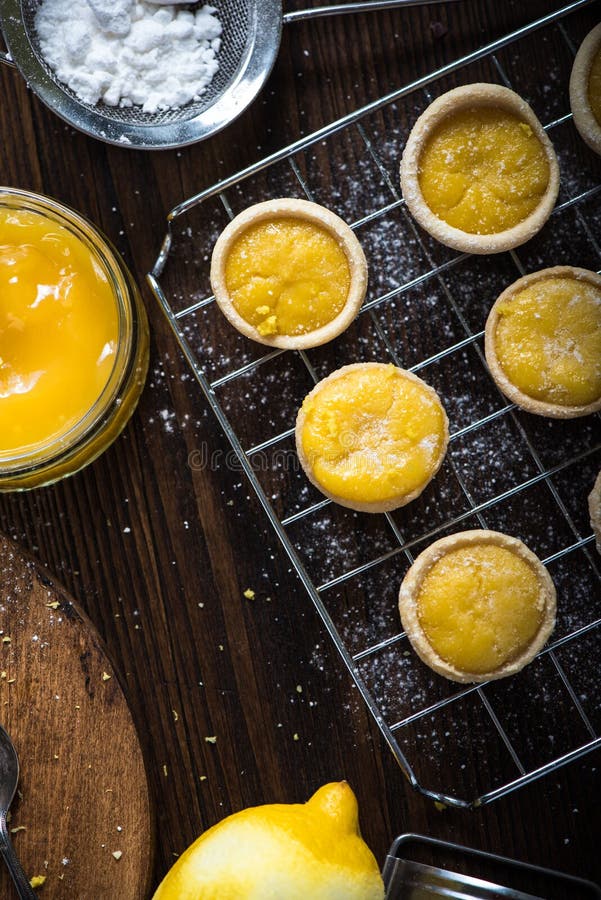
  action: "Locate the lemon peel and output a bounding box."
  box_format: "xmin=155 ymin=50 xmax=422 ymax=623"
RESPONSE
xmin=152 ymin=781 xmax=384 ymax=900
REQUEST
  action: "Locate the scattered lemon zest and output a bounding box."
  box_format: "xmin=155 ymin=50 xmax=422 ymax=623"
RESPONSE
xmin=205 ymin=736 xmax=217 ymax=744
xmin=172 ymin=709 xmax=179 ymax=722
xmin=257 ymin=315 xmax=278 ymax=336
xmin=101 ymin=671 xmax=111 ymax=682
xmin=30 ymin=875 xmax=46 ymax=889
xmin=46 ymin=601 xmax=60 ymax=610
xmin=243 ymin=588 xmax=255 ymax=600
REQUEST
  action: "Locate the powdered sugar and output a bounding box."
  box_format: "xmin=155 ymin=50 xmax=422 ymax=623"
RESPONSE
xmin=35 ymin=0 xmax=222 ymax=114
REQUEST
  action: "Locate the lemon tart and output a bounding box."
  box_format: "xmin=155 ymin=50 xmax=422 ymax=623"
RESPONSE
xmin=485 ymin=266 xmax=601 ymax=418
xmin=210 ymin=199 xmax=368 ymax=349
xmin=398 ymin=529 xmax=556 ymax=683
xmin=400 ymin=84 xmax=560 ymax=254
xmin=590 ymin=470 xmax=601 ymax=554
xmin=570 ymin=23 xmax=601 ymax=156
xmin=295 ymin=362 xmax=449 ymax=513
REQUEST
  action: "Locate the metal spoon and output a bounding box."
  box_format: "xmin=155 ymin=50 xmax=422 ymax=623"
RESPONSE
xmin=0 ymin=726 xmax=35 ymax=900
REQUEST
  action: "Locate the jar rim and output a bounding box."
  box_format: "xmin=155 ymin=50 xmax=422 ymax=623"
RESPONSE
xmin=0 ymin=187 xmax=134 ymax=472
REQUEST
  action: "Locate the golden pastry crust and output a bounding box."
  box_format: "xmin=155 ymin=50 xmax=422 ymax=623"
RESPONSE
xmin=210 ymin=198 xmax=367 ymax=349
xmin=569 ymin=23 xmax=601 ymax=156
xmin=485 ymin=266 xmax=601 ymax=419
xmin=398 ymin=529 xmax=557 ymax=683
xmin=589 ymin=470 xmax=601 ymax=554
xmin=400 ymin=83 xmax=560 ymax=254
xmin=295 ymin=362 xmax=449 ymax=514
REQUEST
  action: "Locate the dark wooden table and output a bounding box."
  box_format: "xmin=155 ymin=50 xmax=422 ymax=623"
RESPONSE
xmin=1 ymin=0 xmax=600 ymax=895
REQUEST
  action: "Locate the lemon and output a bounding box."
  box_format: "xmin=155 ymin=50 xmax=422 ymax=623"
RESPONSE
xmin=152 ymin=781 xmax=385 ymax=899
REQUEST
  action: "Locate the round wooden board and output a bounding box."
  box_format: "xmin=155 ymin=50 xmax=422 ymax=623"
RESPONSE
xmin=0 ymin=535 xmax=153 ymax=899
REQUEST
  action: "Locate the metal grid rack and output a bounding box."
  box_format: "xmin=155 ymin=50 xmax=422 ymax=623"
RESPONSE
xmin=148 ymin=0 xmax=601 ymax=808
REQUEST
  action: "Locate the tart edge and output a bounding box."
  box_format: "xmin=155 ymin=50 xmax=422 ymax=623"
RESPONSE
xmin=589 ymin=469 xmax=601 ymax=555
xmin=569 ymin=23 xmax=601 ymax=157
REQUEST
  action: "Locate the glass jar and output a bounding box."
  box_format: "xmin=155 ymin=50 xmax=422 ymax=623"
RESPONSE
xmin=0 ymin=188 xmax=149 ymax=490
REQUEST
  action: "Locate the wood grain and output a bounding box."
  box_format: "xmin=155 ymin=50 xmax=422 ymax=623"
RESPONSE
xmin=0 ymin=1 xmax=600 ymax=896
xmin=0 ymin=536 xmax=152 ymax=899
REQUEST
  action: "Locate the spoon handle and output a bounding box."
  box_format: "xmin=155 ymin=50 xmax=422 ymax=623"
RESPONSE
xmin=0 ymin=818 xmax=36 ymax=900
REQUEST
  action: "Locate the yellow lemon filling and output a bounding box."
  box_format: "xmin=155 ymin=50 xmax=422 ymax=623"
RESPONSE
xmin=418 ymin=107 xmax=550 ymax=234
xmin=494 ymin=276 xmax=601 ymax=406
xmin=300 ymin=365 xmax=447 ymax=505
xmin=589 ymin=44 xmax=601 ymax=125
xmin=0 ymin=207 xmax=119 ymax=459
xmin=417 ymin=544 xmax=544 ymax=674
xmin=224 ymin=217 xmax=351 ymax=337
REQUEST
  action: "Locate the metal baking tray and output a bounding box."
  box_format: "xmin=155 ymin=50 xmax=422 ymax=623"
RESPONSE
xmin=383 ymin=834 xmax=601 ymax=898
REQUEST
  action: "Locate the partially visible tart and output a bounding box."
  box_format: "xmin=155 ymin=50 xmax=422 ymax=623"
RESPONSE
xmin=485 ymin=266 xmax=601 ymax=418
xmin=400 ymin=84 xmax=560 ymax=254
xmin=210 ymin=199 xmax=367 ymax=349
xmin=589 ymin=470 xmax=601 ymax=554
xmin=570 ymin=23 xmax=601 ymax=156
xmin=398 ymin=529 xmax=556 ymax=683
xmin=295 ymin=363 xmax=449 ymax=514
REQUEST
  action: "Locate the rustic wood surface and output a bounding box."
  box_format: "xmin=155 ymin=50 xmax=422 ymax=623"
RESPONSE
xmin=0 ymin=536 xmax=152 ymax=898
xmin=0 ymin=1 xmax=600 ymax=896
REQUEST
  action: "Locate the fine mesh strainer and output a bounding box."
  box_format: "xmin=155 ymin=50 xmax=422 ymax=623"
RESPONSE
xmin=0 ymin=0 xmax=455 ymax=150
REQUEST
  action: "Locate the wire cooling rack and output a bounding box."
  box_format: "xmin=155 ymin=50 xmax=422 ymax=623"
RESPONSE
xmin=148 ymin=0 xmax=601 ymax=808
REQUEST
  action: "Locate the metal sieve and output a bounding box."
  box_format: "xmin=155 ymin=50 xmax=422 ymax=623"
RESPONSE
xmin=0 ymin=0 xmax=456 ymax=150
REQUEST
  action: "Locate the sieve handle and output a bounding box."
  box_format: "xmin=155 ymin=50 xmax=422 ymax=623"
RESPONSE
xmin=283 ymin=0 xmax=460 ymax=23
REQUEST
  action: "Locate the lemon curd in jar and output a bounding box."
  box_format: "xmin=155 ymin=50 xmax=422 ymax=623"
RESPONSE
xmin=418 ymin=107 xmax=550 ymax=235
xmin=415 ymin=543 xmax=545 ymax=676
xmin=0 ymin=190 xmax=148 ymax=490
xmin=493 ymin=274 xmax=601 ymax=408
xmin=0 ymin=208 xmax=118 ymax=453
xmin=224 ymin=217 xmax=351 ymax=338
